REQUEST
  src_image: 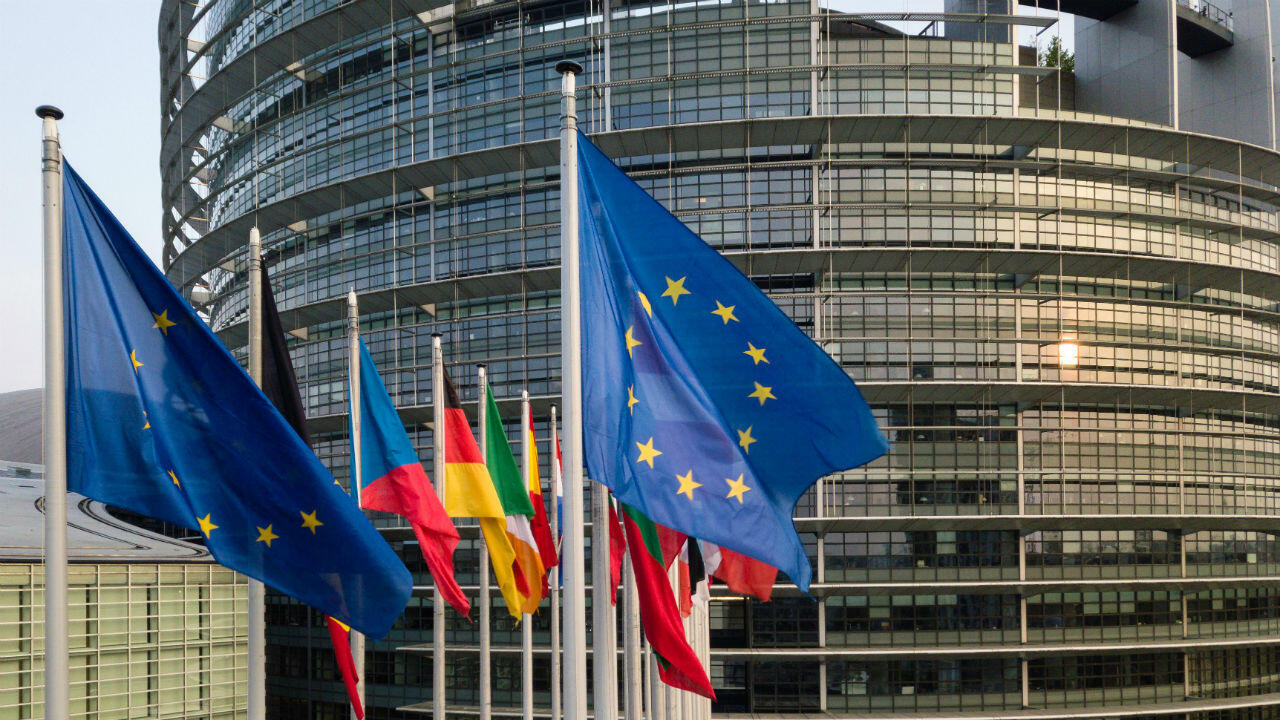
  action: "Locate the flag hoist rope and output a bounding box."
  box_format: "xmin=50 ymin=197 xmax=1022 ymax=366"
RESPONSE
xmin=431 ymin=333 xmax=447 ymax=720
xmin=555 ymin=60 xmax=589 ymax=720
xmin=247 ymin=227 xmax=267 ymax=720
xmin=38 ymin=103 xmax=69 ymax=720
xmin=347 ymin=289 xmax=366 ymax=719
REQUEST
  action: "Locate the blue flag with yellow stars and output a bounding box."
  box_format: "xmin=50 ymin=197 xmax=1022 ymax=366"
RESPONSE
xmin=61 ymin=161 xmax=412 ymax=638
xmin=577 ymin=133 xmax=888 ymax=592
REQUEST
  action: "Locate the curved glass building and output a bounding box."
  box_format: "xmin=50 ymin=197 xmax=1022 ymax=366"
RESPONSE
xmin=160 ymin=0 xmax=1280 ymax=717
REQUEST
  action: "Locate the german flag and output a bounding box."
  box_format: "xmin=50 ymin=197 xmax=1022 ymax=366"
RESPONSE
xmin=441 ymin=369 xmax=524 ymax=619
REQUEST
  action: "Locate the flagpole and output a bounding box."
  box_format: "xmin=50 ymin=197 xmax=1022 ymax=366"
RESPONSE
xmin=643 ymin=641 xmax=655 ymax=720
xmin=665 ymin=563 xmax=680 ymax=720
xmin=246 ymin=227 xmax=267 ymax=720
xmin=520 ymin=390 xmax=534 ymax=720
xmin=622 ymin=555 xmax=641 ymax=719
xmin=477 ymin=364 xmax=492 ymax=720
xmin=549 ymin=405 xmax=562 ymax=720
xmin=346 ymin=289 xmax=366 ymax=719
xmin=431 ymin=334 xmax=447 ymax=720
xmin=592 ymin=480 xmax=618 ymax=720
xmin=648 ymin=642 xmax=665 ymax=720
xmin=696 ymin=597 xmax=710 ymax=720
xmin=37 ymin=103 xmax=68 ymax=720
xmin=555 ymin=59 xmax=589 ymax=720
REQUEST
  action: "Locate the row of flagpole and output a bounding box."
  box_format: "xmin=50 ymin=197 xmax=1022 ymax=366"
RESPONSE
xmin=37 ymin=58 xmax=713 ymax=720
xmin=339 ymin=323 xmax=670 ymax=719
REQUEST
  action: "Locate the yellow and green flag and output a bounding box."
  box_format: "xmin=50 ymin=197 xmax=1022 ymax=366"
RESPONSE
xmin=482 ymin=382 xmax=545 ymax=615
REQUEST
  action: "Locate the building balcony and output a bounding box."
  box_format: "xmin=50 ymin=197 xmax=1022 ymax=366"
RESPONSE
xmin=1176 ymin=0 xmax=1234 ymax=57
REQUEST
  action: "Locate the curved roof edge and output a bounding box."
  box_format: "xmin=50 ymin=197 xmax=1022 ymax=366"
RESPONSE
xmin=1 ymin=463 xmax=212 ymax=563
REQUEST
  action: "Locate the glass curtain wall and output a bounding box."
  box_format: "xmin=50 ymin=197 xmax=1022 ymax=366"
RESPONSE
xmin=159 ymin=0 xmax=1280 ymax=716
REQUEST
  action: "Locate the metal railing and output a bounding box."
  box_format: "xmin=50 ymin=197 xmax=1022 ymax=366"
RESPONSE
xmin=1178 ymin=0 xmax=1234 ymax=32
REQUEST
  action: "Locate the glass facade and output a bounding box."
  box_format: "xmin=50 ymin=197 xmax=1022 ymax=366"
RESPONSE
xmin=159 ymin=0 xmax=1280 ymax=717
xmin=0 ymin=463 xmax=247 ymax=720
xmin=0 ymin=564 xmax=247 ymax=720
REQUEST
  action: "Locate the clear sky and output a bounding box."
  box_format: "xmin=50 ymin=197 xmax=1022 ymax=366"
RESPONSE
xmin=0 ymin=1 xmax=162 ymax=393
xmin=0 ymin=0 xmax=1071 ymax=395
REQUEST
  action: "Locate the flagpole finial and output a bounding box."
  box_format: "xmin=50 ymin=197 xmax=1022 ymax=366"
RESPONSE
xmin=432 ymin=332 xmax=443 ymax=339
xmin=36 ymin=105 xmax=64 ymax=120
xmin=477 ymin=363 xmax=487 ymax=370
xmin=556 ymin=60 xmax=584 ymax=76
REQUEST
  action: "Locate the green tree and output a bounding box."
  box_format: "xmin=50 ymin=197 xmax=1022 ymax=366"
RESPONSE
xmin=1039 ymin=35 xmax=1075 ymax=73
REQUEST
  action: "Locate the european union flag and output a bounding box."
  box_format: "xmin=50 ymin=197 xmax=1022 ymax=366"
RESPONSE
xmin=577 ymin=134 xmax=888 ymax=591
xmin=61 ymin=161 xmax=412 ymax=638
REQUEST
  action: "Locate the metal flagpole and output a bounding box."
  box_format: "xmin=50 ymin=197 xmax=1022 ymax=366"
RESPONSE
xmin=665 ymin=563 xmax=680 ymax=720
xmin=643 ymin=641 xmax=655 ymax=720
xmin=555 ymin=59 xmax=588 ymax=720
xmin=648 ymin=642 xmax=665 ymax=720
xmin=692 ymin=571 xmax=710 ymax=720
xmin=346 ymin=289 xmax=366 ymax=719
xmin=592 ymin=479 xmax=618 ymax=720
xmin=37 ymin=103 xmax=68 ymax=720
xmin=622 ymin=555 xmax=642 ymax=719
xmin=698 ymin=601 xmax=711 ymax=720
xmin=549 ymin=405 xmax=562 ymax=720
xmin=477 ymin=364 xmax=492 ymax=720
xmin=520 ymin=391 xmax=534 ymax=720
xmin=431 ymin=334 xmax=447 ymax=720
xmin=246 ymin=227 xmax=267 ymax=720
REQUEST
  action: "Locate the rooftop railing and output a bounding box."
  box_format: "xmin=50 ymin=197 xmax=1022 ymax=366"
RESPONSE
xmin=1178 ymin=0 xmax=1234 ymax=32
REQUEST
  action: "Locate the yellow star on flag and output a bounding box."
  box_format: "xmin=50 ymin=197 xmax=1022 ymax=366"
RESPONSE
xmin=168 ymin=470 xmax=180 ymax=488
xmin=637 ymin=291 xmax=653 ymax=318
xmin=625 ymin=326 xmax=642 ymax=358
xmin=635 ymin=437 xmax=662 ymax=469
xmin=197 ymin=514 xmax=218 ymax=537
xmin=143 ymin=412 xmax=150 ymax=430
xmin=255 ymin=524 xmax=279 ymax=547
xmin=662 ymin=276 xmax=691 ymax=306
xmin=130 ymin=350 xmax=143 ymax=373
xmin=675 ymin=470 xmax=702 ymax=500
xmin=300 ymin=509 xmax=323 ymax=534
xmin=725 ymin=474 xmax=751 ymax=504
xmin=627 ymin=385 xmax=639 ymax=415
xmin=711 ymin=301 xmax=738 ymax=324
xmin=151 ymin=310 xmax=177 ymax=336
xmin=737 ymin=426 xmax=757 ymax=454
xmin=748 ymin=381 xmax=776 ymax=406
xmin=744 ymin=342 xmax=769 ymax=365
